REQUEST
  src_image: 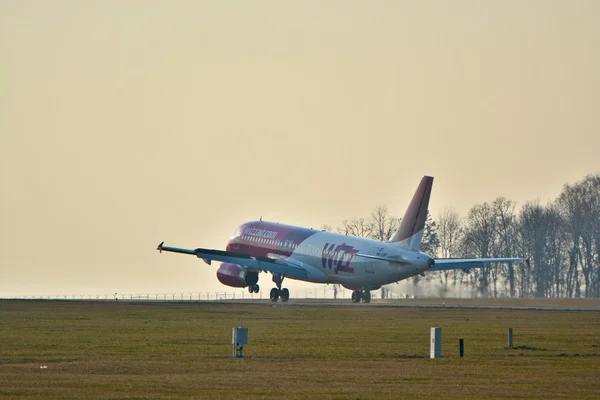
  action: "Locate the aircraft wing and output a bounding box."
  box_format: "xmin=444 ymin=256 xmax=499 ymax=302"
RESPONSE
xmin=430 ymin=257 xmax=529 ymax=273
xmin=156 ymin=242 xmax=311 ymax=280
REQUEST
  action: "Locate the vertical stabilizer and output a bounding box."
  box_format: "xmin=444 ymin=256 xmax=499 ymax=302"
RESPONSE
xmin=388 ymin=176 xmax=433 ymax=251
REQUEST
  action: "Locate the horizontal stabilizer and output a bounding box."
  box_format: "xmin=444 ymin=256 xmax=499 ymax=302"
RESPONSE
xmin=355 ymin=253 xmax=411 ymax=265
xmin=430 ymin=257 xmax=528 ymax=272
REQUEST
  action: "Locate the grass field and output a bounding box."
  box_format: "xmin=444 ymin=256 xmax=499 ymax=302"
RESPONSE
xmin=1 ymin=300 xmax=599 ymax=399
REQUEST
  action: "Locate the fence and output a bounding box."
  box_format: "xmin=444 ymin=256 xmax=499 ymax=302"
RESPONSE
xmin=0 ymin=287 xmax=409 ymax=301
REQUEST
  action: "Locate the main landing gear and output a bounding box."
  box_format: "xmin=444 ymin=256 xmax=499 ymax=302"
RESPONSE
xmin=270 ymin=287 xmax=289 ymax=302
xmin=351 ymin=290 xmax=371 ymax=303
xmin=270 ymin=273 xmax=289 ymax=302
xmin=248 ymin=284 xmax=260 ymax=293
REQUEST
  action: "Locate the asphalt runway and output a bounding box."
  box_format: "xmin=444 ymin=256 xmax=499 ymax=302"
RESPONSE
xmin=208 ymin=299 xmax=600 ymax=311
xmin=8 ymin=297 xmax=599 ymax=311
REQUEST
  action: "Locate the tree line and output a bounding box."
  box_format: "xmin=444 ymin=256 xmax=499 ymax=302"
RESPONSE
xmin=323 ymin=174 xmax=600 ymax=298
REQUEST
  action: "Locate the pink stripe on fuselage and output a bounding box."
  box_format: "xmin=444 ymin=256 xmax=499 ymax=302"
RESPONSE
xmin=226 ymin=221 xmax=318 ymax=258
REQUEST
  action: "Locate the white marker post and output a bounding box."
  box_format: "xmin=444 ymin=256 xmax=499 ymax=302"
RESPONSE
xmin=232 ymin=327 xmax=248 ymax=358
xmin=430 ymin=327 xmax=441 ymax=359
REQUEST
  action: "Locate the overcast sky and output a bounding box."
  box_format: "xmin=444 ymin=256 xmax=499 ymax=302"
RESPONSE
xmin=1 ymin=1 xmax=599 ymax=297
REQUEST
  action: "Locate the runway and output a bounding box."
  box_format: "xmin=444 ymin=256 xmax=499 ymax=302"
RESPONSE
xmin=7 ymin=297 xmax=599 ymax=311
xmin=205 ymin=299 xmax=600 ymax=311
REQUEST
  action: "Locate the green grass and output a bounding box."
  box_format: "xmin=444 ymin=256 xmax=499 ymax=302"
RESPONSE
xmin=0 ymin=300 xmax=599 ymax=399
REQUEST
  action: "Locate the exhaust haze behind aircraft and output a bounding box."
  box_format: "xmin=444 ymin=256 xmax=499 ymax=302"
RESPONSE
xmin=157 ymin=176 xmax=528 ymax=303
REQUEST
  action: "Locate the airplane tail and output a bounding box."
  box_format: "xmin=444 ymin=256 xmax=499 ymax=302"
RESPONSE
xmin=387 ymin=176 xmax=433 ymax=251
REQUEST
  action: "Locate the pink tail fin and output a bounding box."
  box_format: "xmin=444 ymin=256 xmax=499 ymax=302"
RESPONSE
xmin=388 ymin=176 xmax=433 ymax=251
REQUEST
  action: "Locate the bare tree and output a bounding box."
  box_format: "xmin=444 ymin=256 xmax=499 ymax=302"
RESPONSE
xmin=370 ymin=205 xmax=399 ymax=242
xmin=438 ymin=208 xmax=462 ymax=258
xmin=543 ymin=204 xmax=568 ymax=297
xmin=519 ymin=201 xmax=549 ymax=297
xmin=337 ymin=217 xmax=374 ymax=238
xmin=461 ymin=202 xmax=498 ymax=297
xmin=557 ymin=174 xmax=600 ymax=297
xmin=436 ymin=208 xmax=463 ymax=296
xmin=492 ymin=197 xmax=518 ymax=297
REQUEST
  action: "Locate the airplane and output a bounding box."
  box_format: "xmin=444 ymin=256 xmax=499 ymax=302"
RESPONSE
xmin=157 ymin=176 xmax=528 ymax=303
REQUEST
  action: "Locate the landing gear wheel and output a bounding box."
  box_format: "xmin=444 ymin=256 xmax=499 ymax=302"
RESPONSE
xmin=248 ymin=284 xmax=259 ymax=293
xmin=254 ymin=284 xmax=259 ymax=293
xmin=280 ymin=288 xmax=290 ymax=302
xmin=361 ymin=290 xmax=371 ymax=303
xmin=270 ymin=288 xmax=280 ymax=302
xmin=351 ymin=290 xmax=361 ymax=303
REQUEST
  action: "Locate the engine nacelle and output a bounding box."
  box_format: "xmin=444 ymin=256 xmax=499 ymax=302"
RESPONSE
xmin=216 ymin=263 xmax=259 ymax=288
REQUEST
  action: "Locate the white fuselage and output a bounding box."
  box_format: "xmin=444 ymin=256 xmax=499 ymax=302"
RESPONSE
xmin=287 ymin=231 xmax=431 ymax=290
xmin=226 ymin=221 xmax=433 ymax=290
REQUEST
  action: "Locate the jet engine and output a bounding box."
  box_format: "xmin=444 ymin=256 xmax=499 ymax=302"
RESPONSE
xmin=216 ymin=263 xmax=259 ymax=288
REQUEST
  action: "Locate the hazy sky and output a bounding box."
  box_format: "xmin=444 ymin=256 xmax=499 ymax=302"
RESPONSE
xmin=1 ymin=1 xmax=599 ymax=297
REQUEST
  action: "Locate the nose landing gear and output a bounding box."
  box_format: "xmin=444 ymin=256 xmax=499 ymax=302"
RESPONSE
xmin=248 ymin=284 xmax=260 ymax=294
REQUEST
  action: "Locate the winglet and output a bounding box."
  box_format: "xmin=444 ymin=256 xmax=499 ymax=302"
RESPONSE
xmin=157 ymin=241 xmax=164 ymax=253
xmin=525 ymin=256 xmax=531 ymax=268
